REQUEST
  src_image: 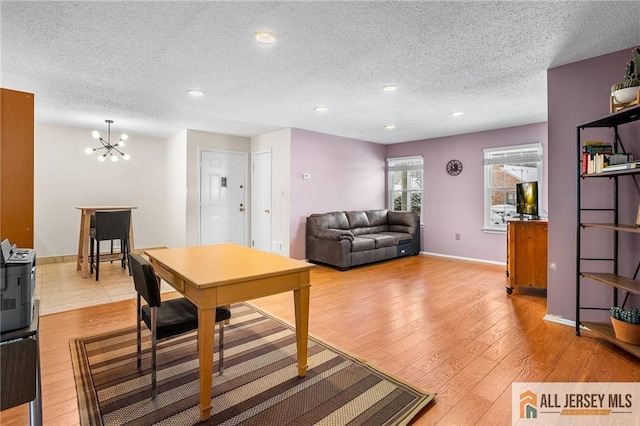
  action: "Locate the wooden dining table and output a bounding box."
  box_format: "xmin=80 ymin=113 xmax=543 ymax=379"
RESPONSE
xmin=75 ymin=206 xmax=137 ymax=278
xmin=144 ymin=243 xmax=314 ymax=421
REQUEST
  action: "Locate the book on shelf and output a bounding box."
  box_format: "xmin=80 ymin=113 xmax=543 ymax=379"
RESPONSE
xmin=582 ymin=143 xmax=613 ymax=156
xmin=602 ymin=161 xmax=640 ymax=172
xmin=580 ymin=141 xmax=633 ymax=174
xmin=607 ymin=152 xmax=634 ymax=165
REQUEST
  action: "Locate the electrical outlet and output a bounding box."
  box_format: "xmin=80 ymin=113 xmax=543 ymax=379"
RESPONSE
xmin=455 ymin=233 xmax=461 ymax=240
xmin=273 ymin=240 xmax=283 ymax=253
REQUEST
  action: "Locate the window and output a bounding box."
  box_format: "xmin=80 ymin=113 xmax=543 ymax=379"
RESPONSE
xmin=387 ymin=156 xmax=423 ymax=216
xmin=483 ymin=143 xmax=542 ymax=231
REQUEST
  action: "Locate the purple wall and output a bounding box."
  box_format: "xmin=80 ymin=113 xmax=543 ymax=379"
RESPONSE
xmin=386 ymin=122 xmax=547 ymax=263
xmin=547 ymin=47 xmax=640 ymax=321
xmin=289 ymin=128 xmax=387 ymax=259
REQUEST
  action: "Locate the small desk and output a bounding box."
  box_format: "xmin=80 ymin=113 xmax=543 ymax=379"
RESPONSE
xmin=0 ymin=300 xmax=41 ymax=426
xmin=145 ymin=244 xmax=314 ymax=422
xmin=76 ymin=206 xmax=137 ymax=278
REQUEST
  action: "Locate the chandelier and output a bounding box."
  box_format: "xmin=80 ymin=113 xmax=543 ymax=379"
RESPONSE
xmin=85 ymin=119 xmax=130 ymax=162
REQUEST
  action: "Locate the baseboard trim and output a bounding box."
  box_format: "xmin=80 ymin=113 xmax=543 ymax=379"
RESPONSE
xmin=420 ymin=251 xmax=506 ymax=266
xmin=36 ymin=246 xmax=169 ymax=265
xmin=543 ymin=314 xmax=591 ymax=331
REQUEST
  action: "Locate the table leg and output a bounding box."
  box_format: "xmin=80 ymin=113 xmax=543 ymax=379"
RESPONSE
xmin=76 ymin=210 xmax=86 ymax=271
xmin=128 ymin=215 xmax=135 ymax=252
xmin=80 ymin=210 xmax=93 ymax=278
xmin=197 ymin=307 xmax=215 ymax=421
xmin=293 ymin=285 xmax=310 ymax=377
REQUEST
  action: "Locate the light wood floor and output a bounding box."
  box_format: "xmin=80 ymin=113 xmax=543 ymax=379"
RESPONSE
xmin=2 ymin=255 xmax=638 ymax=425
xmin=35 ymin=261 xmax=174 ymax=316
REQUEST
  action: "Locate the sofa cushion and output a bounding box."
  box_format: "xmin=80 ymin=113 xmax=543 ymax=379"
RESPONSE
xmin=325 ymin=211 xmax=350 ymax=230
xmin=346 ymin=211 xmax=370 ymax=228
xmin=366 ymin=209 xmax=388 ymax=226
xmin=359 ymin=233 xmax=396 ymax=248
xmin=351 ymin=237 xmax=376 ymax=252
xmin=369 ymin=225 xmax=389 ymax=234
xmin=388 ymin=211 xmax=414 ymax=226
xmin=317 ymin=229 xmax=354 ymax=241
xmin=388 ymin=211 xmax=418 ymax=235
xmin=307 ymin=212 xmax=350 ymax=237
xmin=352 ymin=226 xmax=372 ymax=236
xmin=389 ymin=225 xmax=413 ymax=234
xmin=380 ymin=232 xmax=413 ymax=244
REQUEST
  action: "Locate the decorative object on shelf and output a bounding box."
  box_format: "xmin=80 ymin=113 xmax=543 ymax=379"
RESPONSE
xmin=610 ymin=307 xmax=640 ymax=345
xmin=610 ymin=47 xmax=640 ymax=113
xmin=446 ymin=159 xmax=463 ymax=176
xmin=85 ymin=119 xmax=130 ymax=162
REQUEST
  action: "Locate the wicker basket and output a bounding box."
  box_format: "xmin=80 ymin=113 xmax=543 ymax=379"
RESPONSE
xmin=610 ymin=317 xmax=640 ymax=345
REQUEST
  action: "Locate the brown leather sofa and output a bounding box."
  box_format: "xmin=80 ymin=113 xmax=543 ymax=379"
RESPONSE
xmin=306 ymin=209 xmax=420 ymax=270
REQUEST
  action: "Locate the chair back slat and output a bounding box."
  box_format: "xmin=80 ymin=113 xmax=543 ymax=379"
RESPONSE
xmin=95 ymin=211 xmax=130 ymax=240
xmin=129 ymin=253 xmax=162 ymax=308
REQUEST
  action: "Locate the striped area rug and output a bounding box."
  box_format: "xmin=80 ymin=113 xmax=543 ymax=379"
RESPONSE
xmin=71 ymin=302 xmax=435 ymax=425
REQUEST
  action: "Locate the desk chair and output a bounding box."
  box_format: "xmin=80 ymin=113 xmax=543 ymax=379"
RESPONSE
xmin=90 ymin=210 xmax=131 ymax=281
xmin=128 ymin=253 xmax=231 ymax=399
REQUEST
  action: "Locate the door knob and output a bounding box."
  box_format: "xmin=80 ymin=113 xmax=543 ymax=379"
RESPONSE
xmin=239 ymin=207 xmax=245 ymax=212
xmin=265 ymin=209 xmax=270 ymax=213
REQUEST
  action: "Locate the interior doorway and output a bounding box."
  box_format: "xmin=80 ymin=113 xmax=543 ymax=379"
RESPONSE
xmin=199 ymin=150 xmax=248 ymax=246
xmin=251 ymin=150 xmax=272 ymax=252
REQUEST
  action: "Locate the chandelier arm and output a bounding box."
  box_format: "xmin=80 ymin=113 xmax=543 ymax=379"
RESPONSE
xmin=88 ymin=120 xmax=129 ymax=160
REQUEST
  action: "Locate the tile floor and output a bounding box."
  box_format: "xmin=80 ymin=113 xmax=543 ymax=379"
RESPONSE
xmin=37 ymin=260 xmax=173 ymax=316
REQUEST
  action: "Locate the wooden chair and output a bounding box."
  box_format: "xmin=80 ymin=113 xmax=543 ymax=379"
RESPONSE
xmin=89 ymin=210 xmax=131 ymax=280
xmin=128 ymin=253 xmax=231 ymax=399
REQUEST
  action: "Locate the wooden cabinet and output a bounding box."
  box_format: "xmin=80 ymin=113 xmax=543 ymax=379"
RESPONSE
xmin=0 ymin=301 xmax=41 ymax=424
xmin=506 ymin=220 xmax=548 ymax=293
xmin=0 ymin=88 xmax=34 ymax=248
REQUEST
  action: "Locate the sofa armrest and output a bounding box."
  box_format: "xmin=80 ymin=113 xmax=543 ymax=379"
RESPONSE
xmin=317 ymin=229 xmax=354 ymax=241
xmin=306 ymin=237 xmax=352 ymax=270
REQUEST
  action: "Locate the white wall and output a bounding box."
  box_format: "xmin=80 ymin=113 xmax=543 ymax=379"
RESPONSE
xmin=184 ymin=129 xmax=251 ymax=246
xmin=34 ymin=123 xmax=168 ymax=257
xmin=251 ymin=128 xmax=291 ymax=256
xmin=165 ymin=130 xmax=187 ymax=248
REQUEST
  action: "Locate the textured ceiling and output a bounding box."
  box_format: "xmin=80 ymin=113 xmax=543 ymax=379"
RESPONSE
xmin=2 ymin=1 xmax=640 ymax=144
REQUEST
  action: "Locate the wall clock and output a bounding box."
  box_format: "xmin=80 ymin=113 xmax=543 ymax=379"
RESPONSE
xmin=446 ymin=159 xmax=463 ymax=176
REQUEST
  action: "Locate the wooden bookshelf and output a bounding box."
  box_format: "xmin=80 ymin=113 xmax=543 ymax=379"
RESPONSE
xmin=580 ymin=272 xmax=640 ymax=295
xmin=583 ymin=321 xmax=640 ymax=358
xmin=581 ymin=223 xmax=640 ymax=233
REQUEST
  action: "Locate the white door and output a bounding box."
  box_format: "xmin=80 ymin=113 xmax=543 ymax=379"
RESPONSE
xmin=200 ymin=150 xmax=247 ymax=245
xmin=251 ymin=150 xmax=272 ymax=252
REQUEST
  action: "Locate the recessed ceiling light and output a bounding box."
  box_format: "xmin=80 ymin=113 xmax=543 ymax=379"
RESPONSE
xmin=384 ymin=124 xmax=396 ymax=130
xmin=253 ymin=31 xmax=278 ymax=44
xmin=314 ymin=106 xmax=328 ymax=112
xmin=381 ymin=85 xmax=397 ymax=92
xmin=451 ymin=111 xmax=464 ymax=116
xmin=187 ymin=90 xmax=204 ymax=97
